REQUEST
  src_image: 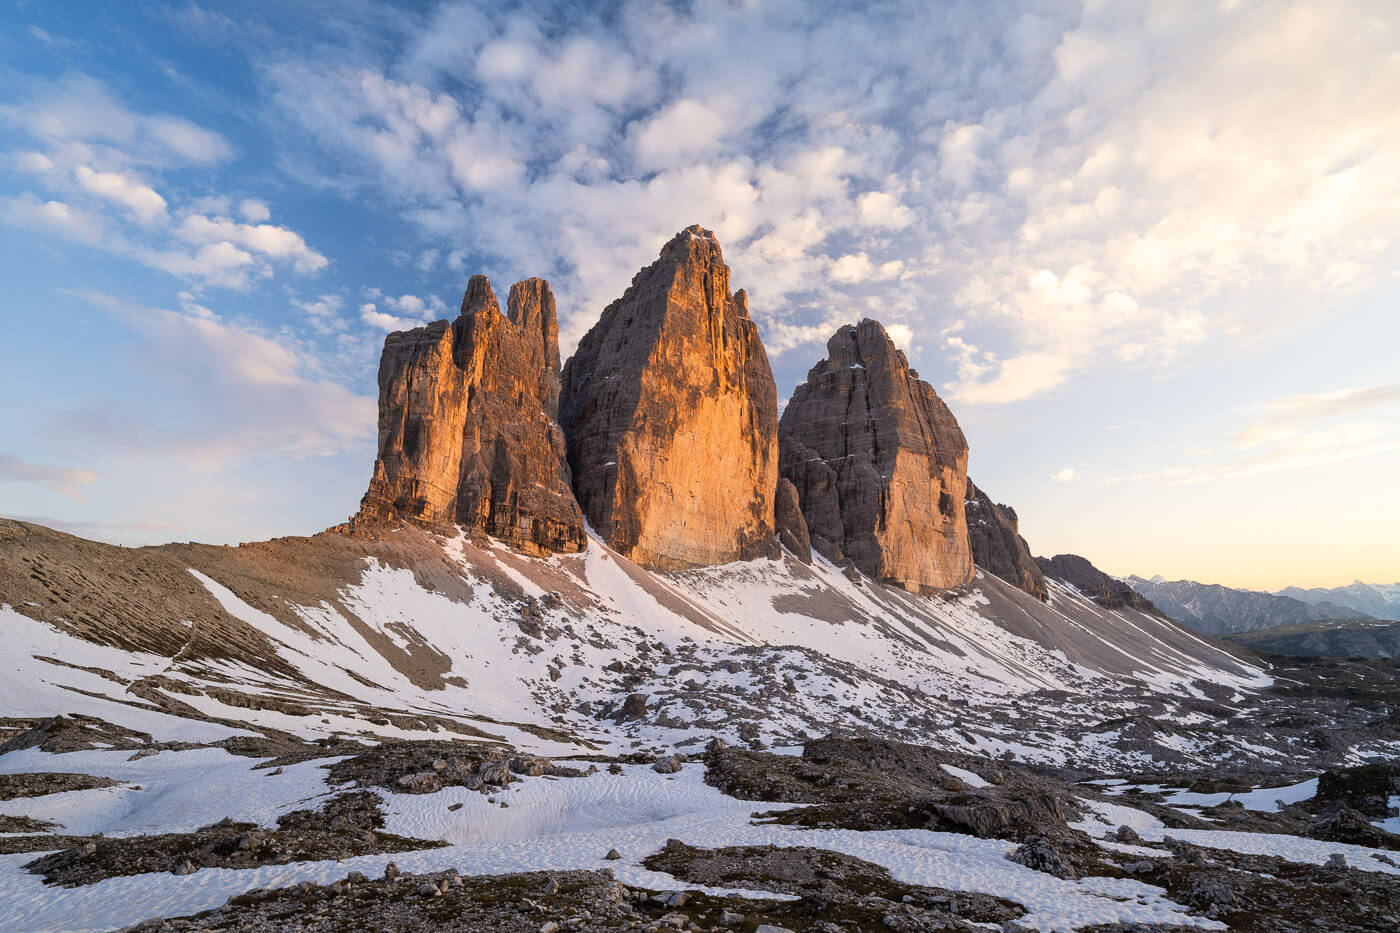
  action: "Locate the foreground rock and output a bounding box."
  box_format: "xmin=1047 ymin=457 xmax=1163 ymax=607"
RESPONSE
xmin=559 ymin=225 xmax=779 ymax=570
xmin=705 ymin=735 xmax=1086 ymax=844
xmin=356 ymin=274 xmax=585 ymax=556
xmin=779 ymin=319 xmax=973 ymax=592
xmin=22 ymin=792 xmax=440 ymax=885
xmin=642 ymin=839 xmax=1022 ymax=927
xmin=124 ymin=861 xmax=1022 ymax=932
xmin=965 ymin=479 xmax=1047 ymax=601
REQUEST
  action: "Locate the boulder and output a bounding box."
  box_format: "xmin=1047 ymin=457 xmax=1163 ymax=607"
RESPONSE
xmin=355 ymin=275 xmax=586 ymax=556
xmin=965 ymin=479 xmax=1047 ymax=601
xmin=778 ymin=319 xmax=973 ymax=593
xmin=559 ymin=225 xmax=779 ymax=570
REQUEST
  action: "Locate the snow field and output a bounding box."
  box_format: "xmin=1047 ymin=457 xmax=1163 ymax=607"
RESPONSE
xmin=0 ymin=758 xmax=1226 ymax=933
xmin=1072 ymin=797 xmax=1400 ymax=876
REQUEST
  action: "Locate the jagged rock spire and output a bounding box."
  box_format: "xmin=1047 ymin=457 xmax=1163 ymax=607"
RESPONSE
xmin=559 ymin=225 xmax=779 ymax=570
xmin=355 ymin=274 xmax=585 ymax=556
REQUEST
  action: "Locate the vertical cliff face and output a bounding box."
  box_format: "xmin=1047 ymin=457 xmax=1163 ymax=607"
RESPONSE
xmin=778 ymin=320 xmax=973 ymax=593
xmin=356 ymin=274 xmax=586 ymax=556
xmin=559 ymin=225 xmax=779 ymax=570
xmin=965 ymin=479 xmax=1048 ymax=601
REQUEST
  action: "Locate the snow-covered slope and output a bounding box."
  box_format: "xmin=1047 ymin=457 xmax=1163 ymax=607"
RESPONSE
xmin=2 ymin=519 xmax=1271 ymax=770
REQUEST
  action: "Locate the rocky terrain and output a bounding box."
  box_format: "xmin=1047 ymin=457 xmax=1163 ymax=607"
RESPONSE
xmin=1127 ymin=575 xmax=1374 ymax=636
xmin=2 ymin=726 xmax=1397 ymax=931
xmin=2 ymin=226 xmax=1397 ymax=931
xmin=1226 ymin=618 xmax=1400 ymax=659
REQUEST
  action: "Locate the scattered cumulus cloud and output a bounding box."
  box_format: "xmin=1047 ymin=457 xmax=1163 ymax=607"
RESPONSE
xmin=238 ymin=198 xmax=271 ymax=223
xmin=250 ymin=0 xmax=1400 ymax=400
xmin=73 ymin=166 xmax=167 ymax=223
xmin=0 ymin=75 xmax=323 ymax=290
xmin=1051 ymin=468 xmax=1078 ymax=483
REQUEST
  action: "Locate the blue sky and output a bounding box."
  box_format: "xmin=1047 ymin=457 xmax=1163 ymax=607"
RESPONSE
xmin=1 ymin=0 xmax=1397 ymax=589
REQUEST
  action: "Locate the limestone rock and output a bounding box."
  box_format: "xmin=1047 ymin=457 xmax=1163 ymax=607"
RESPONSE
xmin=559 ymin=225 xmax=778 ymax=570
xmin=356 ymin=275 xmax=585 ymax=556
xmin=1036 ymin=554 xmax=1158 ymax=613
xmin=965 ymin=480 xmax=1047 ymax=601
xmin=778 ymin=320 xmax=973 ymax=593
xmin=773 ymin=477 xmax=812 ymax=563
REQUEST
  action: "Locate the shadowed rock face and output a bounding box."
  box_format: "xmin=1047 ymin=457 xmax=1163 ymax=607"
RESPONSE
xmin=559 ymin=225 xmax=779 ymax=571
xmin=1036 ymin=553 xmax=1158 ymax=613
xmin=778 ymin=320 xmax=973 ymax=593
xmin=774 ymin=477 xmax=812 ymax=563
xmin=965 ymin=479 xmax=1047 ymax=601
xmin=356 ymin=275 xmax=585 ymax=556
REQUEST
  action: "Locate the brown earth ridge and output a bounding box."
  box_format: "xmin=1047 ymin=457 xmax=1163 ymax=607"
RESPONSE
xmin=354 ymin=224 xmax=1140 ymax=601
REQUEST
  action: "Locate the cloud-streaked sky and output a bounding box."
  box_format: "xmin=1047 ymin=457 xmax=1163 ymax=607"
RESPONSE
xmin=2 ymin=0 xmax=1396 ymax=590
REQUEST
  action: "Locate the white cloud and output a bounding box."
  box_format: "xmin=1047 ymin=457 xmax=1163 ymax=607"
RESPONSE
xmin=1 ymin=76 xmax=320 ymax=293
xmin=385 ymin=294 xmax=428 ymax=316
xmin=885 ymin=323 xmax=914 ymax=352
xmin=176 ymin=214 xmax=328 ymax=272
xmin=74 ymin=166 xmax=167 ymax=223
xmin=75 ymin=291 xmax=375 ymax=467
xmin=632 ymin=99 xmax=728 ymax=170
xmin=829 ymin=253 xmax=875 ymax=284
xmin=0 ymin=455 xmax=97 ymax=500
xmin=361 ymin=307 xmax=419 ymax=331
xmin=292 ymin=294 xmax=346 ymax=333
xmin=856 ymin=190 xmax=914 ymax=230
xmin=249 ymin=0 xmax=1400 ymax=401
xmin=13 ymin=151 xmax=55 ymax=173
xmin=0 ymin=194 xmax=106 ymax=245
xmin=2 ymin=74 xmax=231 ymax=166
xmin=1125 ymin=380 xmax=1400 ymax=488
xmin=239 ymin=198 xmax=271 ymax=223
xmin=1232 ymin=381 xmax=1400 ymax=449
xmin=948 ymin=350 xmax=1074 ymax=405
xmin=1051 ymin=467 xmax=1078 ymax=483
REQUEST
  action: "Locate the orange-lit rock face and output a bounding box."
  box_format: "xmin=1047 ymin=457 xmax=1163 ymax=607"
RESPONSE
xmin=779 ymin=319 xmax=973 ymax=593
xmin=357 ymin=275 xmax=585 ymax=556
xmin=560 ymin=226 xmax=779 ymax=570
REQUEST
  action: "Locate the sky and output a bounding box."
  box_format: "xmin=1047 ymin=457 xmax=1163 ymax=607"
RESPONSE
xmin=1 ymin=0 xmax=1397 ymax=591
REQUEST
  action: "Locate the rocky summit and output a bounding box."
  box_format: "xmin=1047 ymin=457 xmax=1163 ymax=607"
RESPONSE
xmin=559 ymin=225 xmax=779 ymax=571
xmin=356 ymin=274 xmax=586 ymax=556
xmin=1037 ymin=553 xmax=1159 ymax=613
xmin=778 ymin=319 xmax=973 ymax=593
xmin=965 ymin=479 xmax=1048 ymax=601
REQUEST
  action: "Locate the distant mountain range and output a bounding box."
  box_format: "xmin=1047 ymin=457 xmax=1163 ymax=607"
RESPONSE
xmin=1124 ymin=575 xmax=1380 ymax=637
xmin=1276 ymin=581 xmax=1400 ymax=621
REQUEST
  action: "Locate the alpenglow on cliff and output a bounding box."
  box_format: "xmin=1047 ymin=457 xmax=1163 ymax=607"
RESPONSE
xmin=355 ymin=224 xmax=1058 ymax=600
